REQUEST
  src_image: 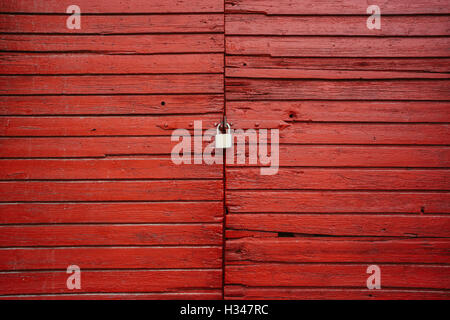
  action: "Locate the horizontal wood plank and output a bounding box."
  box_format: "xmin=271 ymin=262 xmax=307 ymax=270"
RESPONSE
xmin=226 ymin=79 xmax=450 ymax=100
xmin=0 ymin=269 xmax=222 ymax=295
xmin=0 ymin=180 xmax=223 ymax=201
xmin=0 ymin=95 xmax=223 ymax=115
xmin=0 ymin=202 xmax=223 ymax=224
xmin=225 ymin=0 xmax=450 ymax=14
xmin=229 ymin=146 xmax=450 ymax=167
xmin=227 ymin=168 xmax=450 ymax=190
xmin=226 ymin=264 xmax=450 ymax=289
xmin=227 ymin=214 xmax=450 ymax=237
xmin=0 ymin=247 xmax=222 ymax=270
xmin=226 ymin=238 xmax=450 ymax=263
xmin=0 ymin=159 xmax=221 ymax=180
xmin=0 ymin=137 xmax=189 ymax=157
xmin=226 ymin=15 xmax=450 ymax=36
xmin=225 ymin=286 xmax=450 ymax=300
xmin=0 ymin=14 xmax=223 ymax=34
xmin=0 ymin=74 xmax=223 ymax=95
xmin=227 ymin=56 xmax=450 ymax=74
xmin=227 ymin=192 xmax=450 ymax=213
xmin=233 ymin=123 xmax=450 ymax=145
xmin=227 ymin=37 xmax=450 ymax=57
xmin=0 ymin=292 xmax=222 ymax=300
xmin=227 ymin=101 xmax=450 ymax=122
xmin=0 ymin=0 xmax=224 ymax=13
xmin=0 ymin=34 xmax=224 ymax=53
xmin=0 ymin=224 xmax=222 ymax=246
xmin=0 ymin=53 xmax=223 ymax=74
xmin=0 ymin=115 xmax=219 ymax=136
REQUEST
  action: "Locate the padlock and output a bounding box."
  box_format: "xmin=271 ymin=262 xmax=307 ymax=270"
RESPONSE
xmin=215 ymin=123 xmax=232 ymax=149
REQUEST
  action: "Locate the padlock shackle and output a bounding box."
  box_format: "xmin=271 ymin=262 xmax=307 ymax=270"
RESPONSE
xmin=217 ymin=122 xmax=230 ymax=132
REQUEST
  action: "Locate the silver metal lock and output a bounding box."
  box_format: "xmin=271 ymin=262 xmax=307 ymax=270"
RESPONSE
xmin=215 ymin=123 xmax=232 ymax=149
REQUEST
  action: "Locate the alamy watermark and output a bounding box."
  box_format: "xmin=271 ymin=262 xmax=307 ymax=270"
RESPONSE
xmin=171 ymin=121 xmax=279 ymax=175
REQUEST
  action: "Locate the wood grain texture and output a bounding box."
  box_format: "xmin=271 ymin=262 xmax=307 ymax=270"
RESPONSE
xmin=227 ymin=168 xmax=450 ymax=190
xmin=0 ymin=137 xmax=196 ymax=157
xmin=0 ymin=53 xmax=224 ymax=74
xmin=223 ymin=1 xmax=450 ymax=300
xmin=0 ymin=34 xmax=224 ymax=53
xmin=226 ymin=264 xmax=450 ymax=289
xmin=227 ymin=192 xmax=450 ymax=213
xmin=0 ymin=95 xmax=223 ymax=115
xmin=229 ymin=146 xmax=450 ymax=167
xmin=0 ymin=14 xmax=224 ymax=34
xmin=225 ymin=286 xmax=450 ymax=300
xmin=227 ymin=101 xmax=450 ymax=123
xmin=0 ymin=292 xmax=223 ymax=300
xmin=0 ymin=224 xmax=222 ymax=247
xmin=227 ymin=214 xmax=450 ymax=237
xmin=0 ymin=180 xmax=223 ymax=201
xmin=226 ymin=79 xmax=450 ymax=100
xmin=225 ymin=0 xmax=450 ymax=14
xmin=226 ymin=14 xmax=450 ymax=36
xmin=227 ymin=56 xmax=450 ymax=74
xmin=227 ymin=37 xmax=450 ymax=57
xmin=0 ymin=74 xmax=223 ymax=95
xmin=226 ymin=238 xmax=450 ymax=264
xmin=0 ymin=159 xmax=222 ymax=180
xmin=0 ymin=115 xmax=219 ymax=136
xmin=0 ymin=202 xmax=223 ymax=224
xmin=234 ymin=123 xmax=450 ymax=145
xmin=0 ymin=247 xmax=222 ymax=270
xmin=0 ymin=0 xmax=224 ymax=13
xmin=0 ymin=269 xmax=222 ymax=295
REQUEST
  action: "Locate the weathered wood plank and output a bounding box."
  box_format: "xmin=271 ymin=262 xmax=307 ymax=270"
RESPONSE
xmin=226 ymin=264 xmax=450 ymax=289
xmin=227 ymin=101 xmax=450 ymax=123
xmin=0 ymin=180 xmax=223 ymax=201
xmin=0 ymin=137 xmax=188 ymax=157
xmin=227 ymin=168 xmax=450 ymax=190
xmin=0 ymin=34 xmax=224 ymax=53
xmin=225 ymin=286 xmax=450 ymax=300
xmin=226 ymin=67 xmax=450 ymax=79
xmin=0 ymin=292 xmax=223 ymax=300
xmin=0 ymin=53 xmax=223 ymax=74
xmin=0 ymin=74 xmax=223 ymax=95
xmin=0 ymin=224 xmax=222 ymax=246
xmin=226 ymin=79 xmax=450 ymax=100
xmin=227 ymin=37 xmax=450 ymax=57
xmin=227 ymin=56 xmax=450 ymax=73
xmin=0 ymin=159 xmax=221 ymax=180
xmin=0 ymin=269 xmax=222 ymax=295
xmin=225 ymin=0 xmax=450 ymax=14
xmin=229 ymin=146 xmax=450 ymax=167
xmin=232 ymin=123 xmax=450 ymax=145
xmin=226 ymin=14 xmax=450 ymax=36
xmin=226 ymin=238 xmax=450 ymax=263
xmin=0 ymin=115 xmax=219 ymax=136
xmin=0 ymin=247 xmax=222 ymax=270
xmin=227 ymin=192 xmax=450 ymax=213
xmin=0 ymin=202 xmax=223 ymax=224
xmin=227 ymin=213 xmax=450 ymax=237
xmin=0 ymin=95 xmax=223 ymax=115
xmin=0 ymin=0 xmax=224 ymax=13
xmin=0 ymin=14 xmax=223 ymax=33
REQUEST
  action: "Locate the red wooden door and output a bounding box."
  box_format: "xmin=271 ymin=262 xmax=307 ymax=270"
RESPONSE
xmin=0 ymin=0 xmax=224 ymax=299
xmin=0 ymin=0 xmax=449 ymax=301
xmin=224 ymin=0 xmax=450 ymax=299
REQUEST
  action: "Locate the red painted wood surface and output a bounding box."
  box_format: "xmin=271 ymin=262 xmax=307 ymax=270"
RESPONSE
xmin=1 ymin=0 xmax=449 ymax=300
xmin=0 ymin=1 xmax=224 ymax=299
xmin=224 ymin=0 xmax=450 ymax=300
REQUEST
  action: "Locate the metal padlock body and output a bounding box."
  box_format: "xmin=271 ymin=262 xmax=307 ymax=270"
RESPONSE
xmin=215 ymin=123 xmax=232 ymax=149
